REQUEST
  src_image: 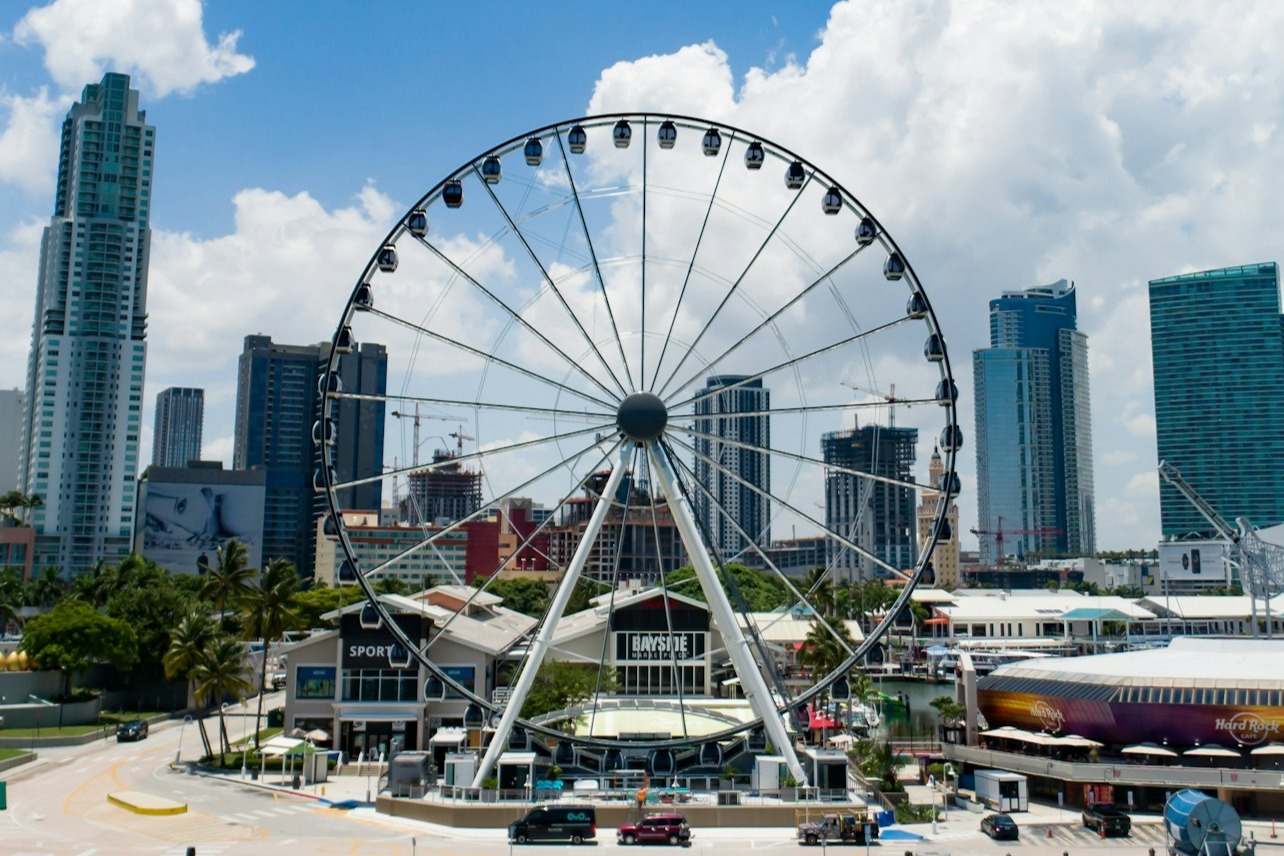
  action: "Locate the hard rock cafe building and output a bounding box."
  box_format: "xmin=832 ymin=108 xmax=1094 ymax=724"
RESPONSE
xmin=949 ymin=637 xmax=1284 ymax=816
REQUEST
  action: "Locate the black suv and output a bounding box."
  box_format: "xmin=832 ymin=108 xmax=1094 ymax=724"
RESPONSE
xmin=980 ymin=814 xmax=1019 ymax=840
xmin=116 ymin=720 xmax=149 ymax=742
xmin=1082 ymin=803 xmax=1131 ymax=836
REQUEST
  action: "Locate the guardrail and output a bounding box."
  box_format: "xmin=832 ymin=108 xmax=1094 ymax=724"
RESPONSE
xmin=943 ymin=744 xmax=1284 ymax=790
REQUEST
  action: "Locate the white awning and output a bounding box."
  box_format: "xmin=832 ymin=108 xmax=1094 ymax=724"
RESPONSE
xmin=429 ymin=727 xmax=469 ymax=746
xmin=498 ymin=751 xmax=537 ymax=766
xmin=260 ymin=736 xmax=305 ymax=757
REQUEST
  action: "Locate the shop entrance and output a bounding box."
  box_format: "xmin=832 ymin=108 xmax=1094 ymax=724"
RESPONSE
xmin=341 ymin=720 xmax=418 ymax=759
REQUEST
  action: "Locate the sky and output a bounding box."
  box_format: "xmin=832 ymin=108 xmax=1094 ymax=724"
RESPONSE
xmin=2 ymin=0 xmax=1283 ymax=554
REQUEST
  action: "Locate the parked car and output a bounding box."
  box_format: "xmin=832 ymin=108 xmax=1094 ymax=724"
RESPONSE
xmin=1082 ymin=803 xmax=1132 ymax=836
xmin=270 ymin=672 xmax=287 ymax=691
xmin=617 ymin=812 xmax=692 ymax=846
xmin=115 ymin=720 xmax=149 ymax=742
xmin=980 ymin=813 xmax=1019 ymax=840
xmin=509 ymin=806 xmax=597 ymax=844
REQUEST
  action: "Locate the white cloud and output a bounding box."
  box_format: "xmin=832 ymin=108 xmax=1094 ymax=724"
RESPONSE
xmin=0 ymin=87 xmax=67 ymax=195
xmin=13 ymin=0 xmax=254 ymax=98
xmin=579 ymin=0 xmax=1284 ymax=549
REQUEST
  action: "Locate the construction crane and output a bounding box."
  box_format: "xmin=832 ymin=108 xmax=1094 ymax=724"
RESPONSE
xmin=840 ymin=380 xmax=900 ymax=427
xmin=390 ymin=404 xmax=462 ymax=467
xmin=969 ymin=516 xmax=1062 ymax=565
xmin=449 ymin=427 xmax=475 ymax=457
xmin=1158 ymin=460 xmax=1284 ymax=637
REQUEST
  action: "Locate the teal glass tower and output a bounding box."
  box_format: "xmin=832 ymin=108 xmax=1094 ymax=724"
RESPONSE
xmin=18 ymin=74 xmax=154 ymax=574
xmin=973 ymin=280 xmax=1095 ymax=564
xmin=1149 ymin=263 xmax=1284 ymax=537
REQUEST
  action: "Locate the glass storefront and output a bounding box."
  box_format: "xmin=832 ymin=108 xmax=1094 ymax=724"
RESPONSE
xmin=341 ymin=668 xmax=418 ymax=702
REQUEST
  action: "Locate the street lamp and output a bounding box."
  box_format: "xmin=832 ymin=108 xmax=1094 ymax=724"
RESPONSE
xmin=943 ymin=763 xmax=955 ymax=815
xmin=175 ymin=714 xmax=193 ymax=766
xmin=929 ymin=774 xmax=938 ymax=835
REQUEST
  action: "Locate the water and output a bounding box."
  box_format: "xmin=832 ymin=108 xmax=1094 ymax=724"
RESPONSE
xmin=871 ymin=677 xmax=953 ymax=744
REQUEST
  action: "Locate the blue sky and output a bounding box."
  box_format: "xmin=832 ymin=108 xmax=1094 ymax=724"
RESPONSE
xmin=2 ymin=0 xmax=1284 ymax=553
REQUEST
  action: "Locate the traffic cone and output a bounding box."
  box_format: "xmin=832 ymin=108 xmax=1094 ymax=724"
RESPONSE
xmin=1045 ymin=827 xmax=1053 ymax=839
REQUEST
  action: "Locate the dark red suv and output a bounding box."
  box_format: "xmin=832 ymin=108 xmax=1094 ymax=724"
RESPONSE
xmin=617 ymin=813 xmax=692 ymax=846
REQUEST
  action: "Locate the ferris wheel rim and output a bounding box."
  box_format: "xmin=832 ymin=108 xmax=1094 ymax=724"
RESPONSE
xmin=317 ymin=111 xmax=961 ymax=753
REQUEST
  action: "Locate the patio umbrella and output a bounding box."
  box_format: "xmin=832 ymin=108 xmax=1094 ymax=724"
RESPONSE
xmin=1184 ymin=744 xmax=1241 ymax=758
xmin=1250 ymin=743 xmax=1284 ymax=756
xmin=1121 ymin=743 xmax=1178 ymax=757
xmin=305 ymin=728 xmax=330 ymax=743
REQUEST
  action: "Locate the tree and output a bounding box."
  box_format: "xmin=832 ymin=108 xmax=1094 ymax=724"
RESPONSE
xmin=0 ymin=490 xmax=41 ymax=525
xmin=25 ymin=565 xmax=66 ymax=608
xmin=799 ymin=615 xmax=857 ymax=682
xmin=373 ymin=576 xmax=409 ymax=596
xmin=106 ymin=577 xmax=191 ymax=707
xmin=482 ymin=576 xmax=550 ymax=617
xmin=566 ymin=576 xmax=609 ymax=615
xmin=193 ymin=636 xmax=254 ymax=756
xmin=665 ymin=563 xmax=792 ymax=612
xmin=241 ymin=557 xmax=302 ymax=747
xmin=164 ymin=609 xmax=219 ymax=709
xmin=289 ymin=584 xmax=366 ymax=628
xmin=0 ymin=566 xmax=23 ymax=631
xmin=520 ymin=660 xmax=619 ymax=730
xmin=198 ymin=541 xmax=256 ymax=631
xmin=929 ymin=694 xmax=966 ymax=724
xmin=19 ymin=599 xmax=138 ymax=697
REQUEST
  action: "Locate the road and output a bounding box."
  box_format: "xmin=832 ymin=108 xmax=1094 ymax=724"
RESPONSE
xmin=0 ymin=703 xmax=1247 ymax=855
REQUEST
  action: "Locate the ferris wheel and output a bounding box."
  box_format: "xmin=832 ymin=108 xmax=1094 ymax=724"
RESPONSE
xmin=318 ymin=113 xmax=960 ymax=787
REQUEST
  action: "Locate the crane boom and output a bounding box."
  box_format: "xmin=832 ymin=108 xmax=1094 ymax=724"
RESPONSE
xmin=1156 ymin=460 xmax=1238 ymax=542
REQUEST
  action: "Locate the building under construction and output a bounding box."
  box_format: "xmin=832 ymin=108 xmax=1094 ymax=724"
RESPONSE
xmin=401 ymin=447 xmax=482 ymax=526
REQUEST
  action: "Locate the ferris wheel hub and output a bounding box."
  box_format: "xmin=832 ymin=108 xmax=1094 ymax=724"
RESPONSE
xmin=617 ymin=391 xmax=668 ymax=441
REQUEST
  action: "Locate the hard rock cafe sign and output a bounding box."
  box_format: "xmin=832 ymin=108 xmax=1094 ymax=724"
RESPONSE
xmin=1215 ymin=712 xmax=1281 ymax=746
xmin=1031 ymin=699 xmax=1065 ymax=733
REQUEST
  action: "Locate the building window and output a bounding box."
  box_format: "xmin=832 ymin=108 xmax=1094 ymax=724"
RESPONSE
xmin=341 ymin=668 xmax=417 ymax=702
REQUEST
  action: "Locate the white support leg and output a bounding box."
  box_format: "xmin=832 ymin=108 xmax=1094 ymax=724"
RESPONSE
xmin=471 ymin=443 xmax=630 ymax=788
xmin=647 ymin=441 xmax=809 ymax=785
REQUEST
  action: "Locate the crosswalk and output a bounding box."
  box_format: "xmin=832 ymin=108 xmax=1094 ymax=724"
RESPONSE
xmin=222 ymin=802 xmax=320 ymax=824
xmin=1021 ymin=822 xmax=1167 ymax=848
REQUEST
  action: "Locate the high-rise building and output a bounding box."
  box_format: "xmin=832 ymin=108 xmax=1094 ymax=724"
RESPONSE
xmin=692 ymin=375 xmax=770 ymax=561
xmin=234 ymin=335 xmax=386 ymax=577
xmin=823 ymin=418 xmax=918 ymax=582
xmin=973 ymin=280 xmax=1094 ymax=565
xmin=916 ymin=446 xmax=960 ymax=589
xmin=1149 ymin=263 xmax=1284 ymax=536
xmin=152 ymin=387 xmax=204 ymax=468
xmin=18 ymin=74 xmax=154 ymax=573
xmin=0 ymin=389 xmax=24 ymax=491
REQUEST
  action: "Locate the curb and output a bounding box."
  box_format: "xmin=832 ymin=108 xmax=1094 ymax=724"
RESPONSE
xmin=107 ymin=790 xmax=188 ymax=815
xmin=185 ymin=765 xmax=353 ymax=805
xmin=0 ymin=751 xmax=37 ymax=774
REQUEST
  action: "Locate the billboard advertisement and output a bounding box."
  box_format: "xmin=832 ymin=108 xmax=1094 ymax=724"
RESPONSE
xmin=139 ymin=478 xmax=265 ymax=574
xmin=979 ymin=687 xmax=1284 ymax=747
xmin=1157 ymin=540 xmax=1232 ymax=585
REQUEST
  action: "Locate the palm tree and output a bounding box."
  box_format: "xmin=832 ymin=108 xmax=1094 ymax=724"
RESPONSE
xmin=0 ymin=567 xmax=22 ymax=633
xmin=198 ymin=541 xmax=256 ymax=632
xmin=164 ymin=609 xmax=219 ymax=709
xmin=25 ymin=566 xmax=65 ymax=608
xmin=193 ymin=635 xmax=254 ymax=757
xmin=0 ymin=490 xmax=41 ymax=525
xmin=241 ymin=557 xmax=302 ymax=748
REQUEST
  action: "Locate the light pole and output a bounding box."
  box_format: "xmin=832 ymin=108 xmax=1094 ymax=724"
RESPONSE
xmin=175 ymin=714 xmax=192 ymax=766
xmin=943 ymin=763 xmax=955 ymax=816
xmin=929 ymin=774 xmax=938 ymax=835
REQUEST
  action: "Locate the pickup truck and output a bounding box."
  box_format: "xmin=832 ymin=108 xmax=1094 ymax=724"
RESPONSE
xmin=797 ymin=813 xmax=878 ymax=846
xmin=1081 ymin=804 xmax=1131 ymax=837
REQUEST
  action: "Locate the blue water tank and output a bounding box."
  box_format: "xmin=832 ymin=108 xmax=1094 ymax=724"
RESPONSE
xmin=1164 ymin=789 xmax=1242 ymax=856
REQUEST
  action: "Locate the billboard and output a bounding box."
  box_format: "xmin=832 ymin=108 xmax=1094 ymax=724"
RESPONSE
xmin=1157 ymin=540 xmax=1232 ymax=585
xmin=139 ymin=477 xmax=265 ymax=574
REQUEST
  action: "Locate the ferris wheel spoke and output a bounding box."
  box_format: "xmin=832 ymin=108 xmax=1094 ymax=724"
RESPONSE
xmin=471 ymin=163 xmax=630 ymax=399
xmin=332 ymin=390 xmax=612 ymax=424
xmin=667 ymin=315 xmax=913 ymax=413
xmin=366 ymin=307 xmax=617 ymax=411
xmin=640 ymin=116 xmax=648 ymax=387
xmin=664 ymin=432 xmax=910 ymax=581
xmin=661 ymin=243 xmax=871 ymax=402
xmin=423 ymin=438 xmax=620 ymax=655
xmin=680 ymin=422 xmax=938 ymax=494
xmin=363 ymin=433 xmax=621 ymax=580
xmin=655 ymin=168 xmax=816 ymax=399
xmin=554 ymin=130 xmax=636 ymax=392
xmin=333 ymin=419 xmax=613 ymax=495
xmin=648 ymin=135 xmax=735 ymax=393
xmin=666 ymin=396 xmax=939 ymax=422
xmin=666 ymin=450 xmax=855 ymax=659
xmin=410 ymin=234 xmax=624 ymax=403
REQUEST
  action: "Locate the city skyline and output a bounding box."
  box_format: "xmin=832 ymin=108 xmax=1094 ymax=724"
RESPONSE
xmin=3 ymin=1 xmax=1284 ymax=551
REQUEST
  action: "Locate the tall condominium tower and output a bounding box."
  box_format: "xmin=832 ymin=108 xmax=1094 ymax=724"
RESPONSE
xmin=234 ymin=335 xmax=386 ymax=576
xmin=973 ymin=280 xmax=1094 ymax=565
xmin=823 ymin=419 xmax=918 ymax=582
xmin=1149 ymin=263 xmax=1284 ymax=536
xmin=692 ymin=375 xmax=770 ymax=561
xmin=152 ymin=387 xmax=204 ymax=467
xmin=18 ymin=74 xmax=154 ymax=573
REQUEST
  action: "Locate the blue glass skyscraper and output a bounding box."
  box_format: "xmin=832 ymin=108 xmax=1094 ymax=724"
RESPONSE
xmin=1149 ymin=263 xmax=1284 ymax=537
xmin=973 ymin=280 xmax=1095 ymax=564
